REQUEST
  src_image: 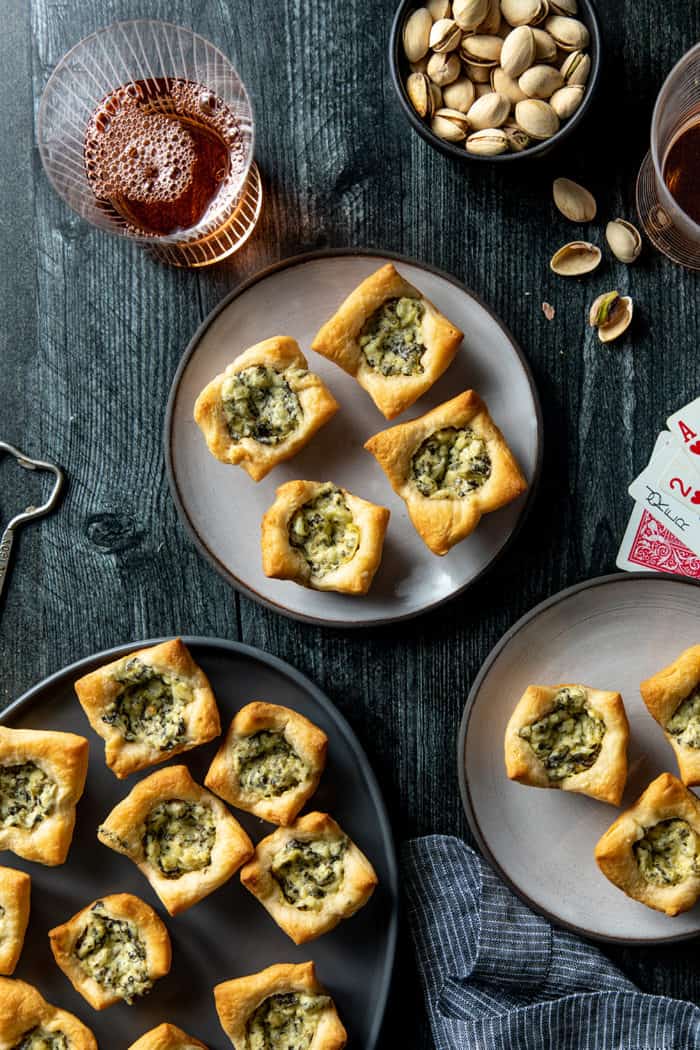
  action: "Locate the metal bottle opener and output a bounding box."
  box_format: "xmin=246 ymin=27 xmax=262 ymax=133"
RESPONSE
xmin=0 ymin=441 xmax=65 ymax=601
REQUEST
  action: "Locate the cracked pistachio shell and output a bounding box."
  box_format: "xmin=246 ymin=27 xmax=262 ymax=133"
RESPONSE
xmin=454 ymin=0 xmax=490 ymax=30
xmin=553 ymin=177 xmax=597 ymax=221
xmin=466 ymin=127 xmax=509 ymax=154
xmin=430 ymin=18 xmax=463 ymax=52
xmin=427 ymin=51 xmax=462 ymax=85
xmin=403 ymin=8 xmax=433 ymax=62
xmin=560 ymin=49 xmax=591 ymax=84
xmin=477 ymin=0 xmax=503 ymax=34
xmin=428 ymin=0 xmax=452 ymax=18
xmin=590 ymin=293 xmax=634 ymax=342
xmin=407 ymin=72 xmax=435 ymax=118
xmin=606 ymin=219 xmax=642 ymax=264
xmin=518 ymin=64 xmax=564 ymax=98
xmin=500 ymin=25 xmax=536 ymax=77
xmin=491 ymin=65 xmax=527 ymax=103
xmin=442 ymin=76 xmax=477 ymax=112
xmin=500 ymin=0 xmax=548 ymax=27
xmin=515 ymin=98 xmax=560 ymax=139
xmin=544 ymin=14 xmax=590 ymax=50
xmin=549 ymin=83 xmax=584 ymax=118
xmin=467 ymin=90 xmax=511 ymax=129
xmin=460 ymin=33 xmax=503 ymax=65
xmin=549 ymin=0 xmax=578 ymax=14
xmin=464 ymin=60 xmax=493 ymax=82
xmin=432 ymin=107 xmax=471 ymax=140
xmin=531 ymin=27 xmax=557 ymax=61
xmin=550 ymin=240 xmax=601 ymax=275
xmin=503 ymin=122 xmax=530 ymax=150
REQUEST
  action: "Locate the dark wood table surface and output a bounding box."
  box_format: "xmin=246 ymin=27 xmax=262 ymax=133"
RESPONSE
xmin=3 ymin=0 xmax=700 ymax=1045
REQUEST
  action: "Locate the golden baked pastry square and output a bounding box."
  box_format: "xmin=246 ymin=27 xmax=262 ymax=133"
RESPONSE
xmin=595 ymin=772 xmax=700 ymax=916
xmin=311 ymin=262 xmax=463 ymax=420
xmin=261 ymin=480 xmax=390 ymax=594
xmin=74 ymin=638 xmax=221 ymax=779
xmin=0 ymin=726 xmax=89 ymax=866
xmin=214 ymin=961 xmax=346 ymax=1050
xmin=640 ymin=644 xmax=700 ymax=785
xmin=0 ymin=867 xmax=30 ymax=974
xmin=240 ymin=811 xmax=377 ymax=944
xmin=128 ymin=1023 xmax=209 ymax=1050
xmin=365 ymin=390 xmax=527 ymax=555
xmin=504 ymin=683 xmax=629 ymax=805
xmin=49 ymin=892 xmax=171 ymax=1010
xmin=98 ymin=764 xmax=253 ymax=916
xmin=205 ymin=702 xmax=327 ymax=826
xmin=0 ymin=976 xmax=97 ymax=1048
xmin=194 ymin=336 xmax=338 ymax=481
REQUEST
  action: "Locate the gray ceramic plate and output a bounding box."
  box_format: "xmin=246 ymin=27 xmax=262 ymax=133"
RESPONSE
xmin=2 ymin=638 xmax=397 ymax=1047
xmin=165 ymin=250 xmax=542 ymax=627
xmin=458 ymin=573 xmax=700 ymax=944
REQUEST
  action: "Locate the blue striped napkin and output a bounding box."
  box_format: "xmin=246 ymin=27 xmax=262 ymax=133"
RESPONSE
xmin=402 ymin=835 xmax=700 ymax=1050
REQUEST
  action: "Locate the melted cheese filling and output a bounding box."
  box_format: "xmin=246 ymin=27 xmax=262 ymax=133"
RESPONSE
xmin=0 ymin=761 xmax=57 ymax=830
xmin=234 ymin=730 xmax=308 ymax=799
xmin=634 ymin=818 xmax=700 ymax=886
xmin=518 ymin=686 xmax=605 ymax=781
xmin=411 ymin=427 xmax=491 ymax=499
xmin=359 ymin=297 xmax=426 ymax=376
xmin=11 ymin=1030 xmax=69 ymax=1050
xmin=103 ymin=657 xmax=193 ymax=752
xmin=143 ymin=798 xmax=216 ymax=878
xmin=222 ymin=364 xmax=302 ymax=446
xmin=246 ymin=992 xmax=329 ymax=1050
xmin=271 ymin=836 xmax=347 ymax=911
xmin=288 ymin=486 xmax=360 ymax=577
xmin=667 ymin=688 xmax=700 ymax=749
xmin=74 ymin=902 xmax=152 ymax=1004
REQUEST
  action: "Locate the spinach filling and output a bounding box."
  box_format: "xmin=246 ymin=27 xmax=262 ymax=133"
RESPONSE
xmin=359 ymin=297 xmax=426 ymax=376
xmin=667 ymin=687 xmax=700 ymax=749
xmin=222 ymin=364 xmax=302 ymax=446
xmin=288 ymin=486 xmax=360 ymax=577
xmin=102 ymin=657 xmax=192 ymax=752
xmin=143 ymin=798 xmax=216 ymax=878
xmin=519 ymin=686 xmax=605 ymax=781
xmin=74 ymin=902 xmax=152 ymax=1004
xmin=634 ymin=818 xmax=700 ymax=886
xmin=11 ymin=1030 xmax=69 ymax=1050
xmin=411 ymin=426 xmax=492 ymax=499
xmin=0 ymin=761 xmax=57 ymax=830
xmin=271 ymin=836 xmax=348 ymax=911
xmin=235 ymin=730 xmax=308 ymax=799
xmin=246 ymin=992 xmax=329 ymax=1050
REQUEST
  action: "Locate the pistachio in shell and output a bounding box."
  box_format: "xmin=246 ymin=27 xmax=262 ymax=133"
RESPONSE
xmin=500 ymin=25 xmax=536 ymax=77
xmin=500 ymin=0 xmax=547 ymax=28
xmin=430 ymin=18 xmax=463 ymax=53
xmin=442 ymin=76 xmax=477 ymax=113
xmin=515 ymin=98 xmax=560 ymax=139
xmin=428 ymin=0 xmax=452 ymax=18
xmin=549 ymin=83 xmax=584 ymax=118
xmin=550 ymin=240 xmax=602 ymax=276
xmin=544 ymin=14 xmax=590 ymax=51
xmin=460 ymin=33 xmax=503 ymax=65
xmin=403 ymin=8 xmax=433 ymax=63
xmin=431 ymin=107 xmax=471 ymax=141
xmin=467 ymin=90 xmax=511 ymax=129
xmin=589 ymin=292 xmax=634 ymax=342
xmin=531 ymin=27 xmax=557 ymax=61
xmin=477 ymin=0 xmax=503 ymax=34
xmin=453 ymin=0 xmax=490 ymax=31
xmin=552 ymin=177 xmax=597 ymax=221
xmin=492 ymin=65 xmax=528 ymax=103
xmin=606 ymin=219 xmax=642 ymax=264
xmin=465 ymin=127 xmax=509 ymax=155
xmin=427 ymin=51 xmax=462 ymax=86
xmin=560 ymin=49 xmax=591 ymax=85
xmin=518 ymin=64 xmax=564 ymax=98
xmin=503 ymin=122 xmax=530 ymax=150
xmin=463 ymin=60 xmax=493 ymax=83
xmin=406 ymin=73 xmax=434 ymax=119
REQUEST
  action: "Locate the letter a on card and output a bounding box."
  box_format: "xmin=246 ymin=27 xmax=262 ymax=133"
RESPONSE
xmin=668 ymin=397 xmax=700 ymax=465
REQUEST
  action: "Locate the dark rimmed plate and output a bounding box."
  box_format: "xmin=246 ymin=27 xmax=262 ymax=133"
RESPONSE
xmin=2 ymin=638 xmax=398 ymax=1047
xmin=165 ymin=249 xmax=543 ymax=627
xmin=458 ymin=572 xmax=700 ymax=944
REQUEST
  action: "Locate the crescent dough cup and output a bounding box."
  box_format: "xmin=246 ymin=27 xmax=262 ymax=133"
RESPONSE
xmin=214 ymin=961 xmax=347 ymax=1050
xmin=640 ymin=645 xmax=700 ymax=785
xmin=98 ymin=765 xmax=253 ymax=916
xmin=74 ymin=638 xmax=221 ymax=779
xmin=261 ymin=480 xmax=390 ymax=595
xmin=504 ymin=683 xmax=629 ymax=805
xmin=240 ymin=812 xmax=377 ymax=944
xmin=0 ymin=867 xmax=30 ymax=975
xmin=364 ymin=390 xmax=527 ymax=556
xmin=194 ymin=336 xmax=338 ymax=481
xmin=595 ymin=773 xmax=700 ymax=916
xmin=205 ymin=702 xmax=327 ymax=826
xmin=311 ymin=262 xmax=463 ymax=420
xmin=49 ymin=893 xmax=171 ymax=1010
xmin=0 ymin=976 xmax=97 ymax=1049
xmin=127 ymin=1023 xmax=209 ymax=1049
xmin=0 ymin=726 xmax=89 ymax=866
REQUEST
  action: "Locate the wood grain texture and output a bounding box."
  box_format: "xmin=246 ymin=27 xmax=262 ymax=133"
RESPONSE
xmin=1 ymin=0 xmax=700 ymax=1043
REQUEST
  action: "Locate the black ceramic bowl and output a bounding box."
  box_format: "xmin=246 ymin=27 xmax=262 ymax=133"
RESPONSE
xmin=389 ymin=0 xmax=602 ymax=163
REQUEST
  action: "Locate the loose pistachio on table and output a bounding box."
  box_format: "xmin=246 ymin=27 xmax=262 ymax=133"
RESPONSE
xmin=606 ymin=219 xmax=642 ymax=263
xmin=400 ymin=0 xmax=593 ymax=154
xmin=552 ymin=177 xmax=597 ymax=221
xmin=589 ymin=291 xmax=634 ymax=343
xmin=550 ymin=240 xmax=602 ymax=276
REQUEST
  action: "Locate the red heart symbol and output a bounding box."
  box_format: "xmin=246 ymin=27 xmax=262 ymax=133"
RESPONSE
xmin=691 ymin=441 xmax=700 ymax=455
xmin=692 ymin=491 xmax=700 ymax=505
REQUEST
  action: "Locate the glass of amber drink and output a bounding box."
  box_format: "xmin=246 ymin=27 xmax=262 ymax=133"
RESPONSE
xmin=37 ymin=20 xmax=262 ymax=267
xmin=636 ymin=42 xmax=700 ymax=270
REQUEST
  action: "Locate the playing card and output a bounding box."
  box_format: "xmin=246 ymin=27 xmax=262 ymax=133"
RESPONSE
xmin=667 ymin=396 xmax=700 ymax=466
xmin=617 ymin=501 xmax=700 ymax=578
xmin=628 ymin=434 xmax=700 ymax=556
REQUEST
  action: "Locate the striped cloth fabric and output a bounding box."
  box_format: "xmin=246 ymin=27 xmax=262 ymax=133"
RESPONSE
xmin=402 ymin=835 xmax=700 ymax=1050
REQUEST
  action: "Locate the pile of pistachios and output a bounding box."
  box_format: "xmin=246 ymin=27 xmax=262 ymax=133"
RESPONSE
xmin=401 ymin=0 xmax=592 ymax=156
